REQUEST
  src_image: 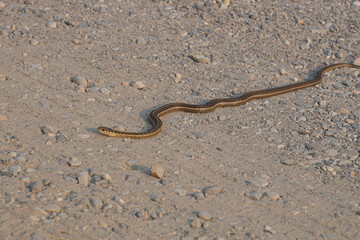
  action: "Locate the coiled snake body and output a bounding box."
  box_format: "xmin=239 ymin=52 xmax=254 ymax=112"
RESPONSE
xmin=98 ymin=63 xmax=360 ymax=139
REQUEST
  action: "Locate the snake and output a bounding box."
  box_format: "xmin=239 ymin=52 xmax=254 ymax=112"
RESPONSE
xmin=98 ymin=63 xmax=360 ymax=139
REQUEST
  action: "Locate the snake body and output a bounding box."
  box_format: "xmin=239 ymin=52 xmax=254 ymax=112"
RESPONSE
xmin=98 ymin=63 xmax=360 ymax=139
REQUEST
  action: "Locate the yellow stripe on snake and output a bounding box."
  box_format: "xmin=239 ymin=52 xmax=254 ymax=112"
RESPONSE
xmin=98 ymin=63 xmax=360 ymax=139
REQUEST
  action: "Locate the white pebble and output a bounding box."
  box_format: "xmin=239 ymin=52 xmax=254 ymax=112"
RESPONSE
xmin=46 ymin=21 xmax=57 ymax=29
xmin=133 ymin=81 xmax=145 ymax=89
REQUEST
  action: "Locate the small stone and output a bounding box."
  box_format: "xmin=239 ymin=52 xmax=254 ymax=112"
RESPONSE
xmin=300 ymin=42 xmax=310 ymax=50
xmin=71 ymin=75 xmax=88 ymax=88
xmin=30 ymin=232 xmax=44 ymax=240
xmin=223 ymin=0 xmax=230 ymax=6
xmin=14 ymin=156 xmax=26 ymax=162
xmin=217 ymin=115 xmax=226 ymax=121
xmin=190 ymin=55 xmax=210 ymax=64
xmin=353 ymin=1 xmax=360 ymax=7
xmin=77 ymin=134 xmax=90 ymax=139
xmin=345 ymin=119 xmax=355 ymax=124
xmin=151 ymin=164 xmax=164 ymax=178
xmin=174 ymin=188 xmax=186 ymax=196
xmin=30 ymin=182 xmax=43 ymax=193
xmin=265 ymin=192 xmax=280 ymax=200
xmin=280 ymin=159 xmax=295 ymax=166
xmin=296 ymin=116 xmax=307 ymax=122
xmin=77 ymin=171 xmax=90 ymax=186
xmin=89 ymin=198 xmax=103 ymax=211
xmin=8 ymin=165 xmax=21 ymax=173
xmin=0 ymin=115 xmax=8 ymax=121
xmin=100 ymin=88 xmax=110 ymax=94
xmin=56 ymin=132 xmax=68 ymax=142
xmin=193 ymin=192 xmax=205 ymax=200
xmin=44 ymin=204 xmax=61 ymax=213
xmin=41 ymin=125 xmax=58 ymax=134
xmin=248 ymin=179 xmax=268 ymax=188
xmin=69 ymin=160 xmax=82 ymax=167
xmin=203 ymin=186 xmax=222 ymax=196
xmin=335 ymin=107 xmax=350 ymax=114
xmin=42 ymin=178 xmax=51 ymax=186
xmin=46 ymin=21 xmax=57 ymax=29
xmin=244 ymin=191 xmax=263 ymax=200
xmin=324 ymin=149 xmax=338 ymax=157
xmin=353 ymin=57 xmax=360 ymax=65
xmin=136 ymin=37 xmax=147 ymax=45
xmin=219 ymin=3 xmax=228 ymax=9
xmin=30 ymin=40 xmax=39 ymax=45
xmin=0 ymin=2 xmax=6 ymax=10
xmin=264 ymin=225 xmax=277 ymax=233
xmin=342 ymin=80 xmax=355 ymax=87
xmin=190 ymin=218 xmax=202 ymax=229
xmin=280 ymin=69 xmax=288 ymax=75
xmin=132 ymin=81 xmax=145 ymax=89
xmin=198 ymin=211 xmax=212 ymax=221
xmin=102 ymin=173 xmax=111 ymax=181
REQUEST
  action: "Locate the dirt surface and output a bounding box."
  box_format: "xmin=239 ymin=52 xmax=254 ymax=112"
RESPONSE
xmin=1 ymin=0 xmax=360 ymax=239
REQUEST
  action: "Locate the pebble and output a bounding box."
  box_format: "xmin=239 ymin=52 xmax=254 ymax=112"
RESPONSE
xmin=174 ymin=188 xmax=186 ymax=196
xmin=30 ymin=40 xmax=39 ymax=46
xmin=30 ymin=182 xmax=43 ymax=193
xmin=190 ymin=55 xmax=210 ymax=64
xmin=75 ymin=86 xmax=85 ymax=93
xmin=353 ymin=1 xmax=360 ymax=7
xmin=151 ymin=164 xmax=164 ymax=179
xmin=0 ymin=115 xmax=8 ymax=121
xmin=77 ymin=171 xmax=90 ymax=186
xmin=0 ymin=2 xmax=6 ymax=9
xmin=99 ymin=88 xmax=110 ymax=94
xmin=280 ymin=159 xmax=295 ymax=166
xmin=264 ymin=225 xmax=277 ymax=234
xmin=30 ymin=232 xmax=44 ymax=240
xmin=217 ymin=115 xmax=227 ymax=121
xmin=77 ymin=134 xmax=90 ymax=139
xmin=136 ymin=37 xmax=147 ymax=45
xmin=69 ymin=160 xmax=82 ymax=167
xmin=198 ymin=211 xmax=212 ymax=221
xmin=132 ymin=81 xmax=145 ymax=89
xmin=89 ymin=198 xmax=103 ymax=211
xmin=102 ymin=173 xmax=112 ymax=181
xmin=193 ymin=192 xmax=205 ymax=200
xmin=14 ymin=156 xmax=26 ymax=162
xmin=41 ymin=125 xmax=58 ymax=134
xmin=56 ymin=132 xmax=68 ymax=142
xmin=203 ymin=186 xmax=223 ymax=196
xmin=8 ymin=165 xmax=21 ymax=173
xmin=190 ymin=218 xmax=202 ymax=229
xmin=280 ymin=69 xmax=288 ymax=75
xmin=72 ymin=75 xmax=88 ymax=88
xmin=296 ymin=116 xmax=307 ymax=122
xmin=46 ymin=21 xmax=57 ymax=29
xmin=248 ymin=178 xmax=268 ymax=188
xmin=324 ymin=149 xmax=338 ymax=157
xmin=321 ymin=165 xmax=335 ymax=172
xmin=265 ymin=192 xmax=280 ymax=200
xmin=300 ymin=42 xmax=310 ymax=50
xmin=244 ymin=191 xmax=263 ymax=200
xmin=44 ymin=204 xmax=61 ymax=213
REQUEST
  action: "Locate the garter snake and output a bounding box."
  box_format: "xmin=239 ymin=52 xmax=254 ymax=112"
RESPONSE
xmin=98 ymin=63 xmax=360 ymax=139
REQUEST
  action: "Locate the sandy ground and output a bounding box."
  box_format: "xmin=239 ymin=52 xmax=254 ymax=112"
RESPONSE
xmin=1 ymin=0 xmax=360 ymax=239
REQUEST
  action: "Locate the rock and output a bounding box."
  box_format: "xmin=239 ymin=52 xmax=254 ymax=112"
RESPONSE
xmin=8 ymin=165 xmax=21 ymax=173
xmin=280 ymin=159 xmax=295 ymax=166
xmin=30 ymin=40 xmax=39 ymax=45
xmin=244 ymin=191 xmax=263 ymax=200
xmin=190 ymin=218 xmax=202 ymax=229
xmin=89 ymin=198 xmax=103 ymax=211
xmin=193 ymin=192 xmax=205 ymax=200
xmin=353 ymin=1 xmax=360 ymax=7
xmin=265 ymin=192 xmax=280 ymax=200
xmin=0 ymin=2 xmax=6 ymax=10
xmin=324 ymin=149 xmax=338 ymax=157
xmin=77 ymin=171 xmax=90 ymax=186
xmin=190 ymin=55 xmax=210 ymax=64
xmin=132 ymin=81 xmax=145 ymax=89
xmin=264 ymin=225 xmax=277 ymax=233
xmin=0 ymin=115 xmax=8 ymax=121
xmin=30 ymin=182 xmax=43 ymax=193
xmin=41 ymin=125 xmax=58 ymax=134
xmin=46 ymin=21 xmax=57 ymax=29
xmin=151 ymin=164 xmax=164 ymax=179
xmin=102 ymin=173 xmax=112 ymax=181
xmin=203 ymin=186 xmax=223 ymax=196
xmin=248 ymin=178 xmax=269 ymax=188
xmin=198 ymin=211 xmax=212 ymax=221
xmin=71 ymin=75 xmax=88 ymax=88
xmin=136 ymin=37 xmax=147 ymax=45
xmin=99 ymin=88 xmax=110 ymax=94
xmin=174 ymin=188 xmax=186 ymax=196
xmin=69 ymin=160 xmax=82 ymax=167
xmin=44 ymin=204 xmax=61 ymax=213
xmin=30 ymin=232 xmax=44 ymax=240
